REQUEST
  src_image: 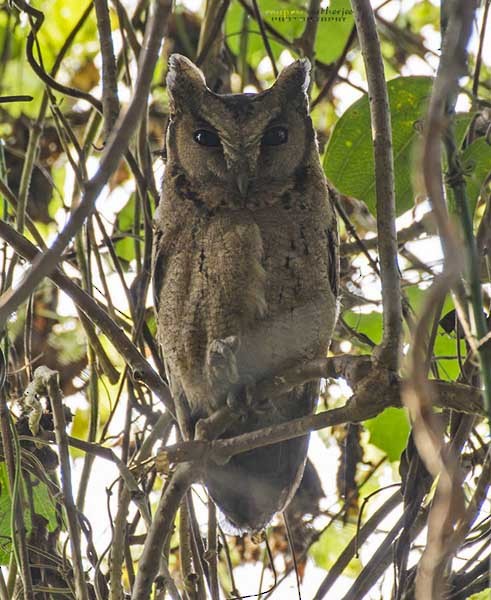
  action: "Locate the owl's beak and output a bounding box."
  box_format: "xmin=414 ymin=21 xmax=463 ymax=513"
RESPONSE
xmin=236 ymin=172 xmax=250 ymax=198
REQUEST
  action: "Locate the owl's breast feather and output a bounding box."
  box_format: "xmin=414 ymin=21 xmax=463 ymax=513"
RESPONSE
xmin=155 ymin=191 xmax=336 ymax=414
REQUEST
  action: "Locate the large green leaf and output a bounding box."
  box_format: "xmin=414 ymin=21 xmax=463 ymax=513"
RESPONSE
xmin=226 ymin=0 xmax=305 ymax=70
xmin=364 ymin=407 xmax=410 ymax=462
xmin=315 ymin=0 xmax=354 ymax=64
xmin=460 ymin=137 xmax=491 ymax=216
xmin=0 ymin=462 xmax=59 ymax=565
xmin=323 ymin=76 xmax=433 ymax=215
xmin=226 ymin=0 xmax=354 ymax=72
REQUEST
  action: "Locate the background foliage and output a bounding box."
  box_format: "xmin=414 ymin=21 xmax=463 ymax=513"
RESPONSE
xmin=0 ymin=0 xmax=490 ymax=598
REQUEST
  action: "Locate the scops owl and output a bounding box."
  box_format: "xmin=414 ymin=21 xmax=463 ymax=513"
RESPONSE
xmin=153 ymin=54 xmax=339 ymax=532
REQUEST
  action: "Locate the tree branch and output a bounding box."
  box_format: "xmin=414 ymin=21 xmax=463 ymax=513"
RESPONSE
xmin=29 ymin=367 xmax=90 ymax=600
xmin=350 ymin=0 xmax=402 ymax=371
xmin=157 ymin=364 xmax=484 ymax=468
xmin=131 ymin=463 xmax=198 ymax=600
xmin=94 ymin=0 xmax=120 ymax=137
xmin=0 ymin=220 xmax=174 ymax=413
xmin=0 ymin=0 xmax=172 ymax=326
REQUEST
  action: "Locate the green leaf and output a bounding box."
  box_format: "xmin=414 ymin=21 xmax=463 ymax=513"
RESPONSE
xmin=0 ymin=462 xmax=59 ymax=565
xmin=32 ymin=0 xmax=98 ymax=69
xmin=310 ymin=521 xmax=361 ymax=576
xmin=226 ymin=0 xmax=305 ymax=70
xmin=115 ymin=237 xmax=136 ymax=264
xmin=315 ymin=0 xmax=354 ymax=64
xmin=468 ymin=591 xmax=491 ymax=600
xmin=364 ymin=407 xmax=410 ymax=462
xmin=454 ymin=112 xmax=476 ymax=147
xmin=342 ymin=310 xmax=383 ymax=347
xmin=460 ymin=137 xmax=491 ymax=216
xmin=433 ymin=325 xmax=465 ymax=381
xmin=116 ymin=194 xmax=136 ymax=232
xmin=324 ymin=76 xmax=433 ymax=215
xmin=115 ymin=194 xmax=139 ymax=264
xmin=226 ymin=0 xmax=354 ymax=71
xmin=406 ymin=0 xmax=440 ymax=30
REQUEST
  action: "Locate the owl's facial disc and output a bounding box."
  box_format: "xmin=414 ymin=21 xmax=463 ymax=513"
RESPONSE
xmin=166 ymin=54 xmax=315 ymax=202
xmin=189 ymin=123 xmax=290 ymax=197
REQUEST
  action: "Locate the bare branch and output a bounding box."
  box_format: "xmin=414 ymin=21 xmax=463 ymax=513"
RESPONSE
xmin=158 ymin=367 xmax=484 ymax=468
xmin=350 ymin=0 xmax=402 ymax=371
xmin=0 ymin=0 xmax=173 ymax=326
xmin=131 ymin=463 xmax=198 ymax=600
xmin=30 ymin=367 xmax=90 ymax=600
xmin=94 ymin=0 xmax=120 ymax=136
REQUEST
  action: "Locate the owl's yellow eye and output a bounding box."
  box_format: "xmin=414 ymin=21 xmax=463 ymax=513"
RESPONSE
xmin=262 ymin=126 xmax=288 ymax=146
xmin=193 ymin=129 xmax=221 ymax=147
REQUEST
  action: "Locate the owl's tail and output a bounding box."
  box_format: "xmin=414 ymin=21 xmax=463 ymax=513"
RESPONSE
xmin=204 ymin=382 xmax=318 ymax=533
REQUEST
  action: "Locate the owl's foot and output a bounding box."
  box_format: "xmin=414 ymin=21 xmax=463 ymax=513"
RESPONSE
xmin=206 ymin=336 xmax=240 ymax=395
xmin=195 ymin=406 xmax=237 ymax=442
xmin=226 ymin=378 xmax=269 ymax=414
xmin=225 ymin=380 xmax=254 ymax=415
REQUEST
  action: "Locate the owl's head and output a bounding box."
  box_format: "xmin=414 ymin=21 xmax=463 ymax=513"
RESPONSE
xmin=164 ymin=54 xmax=318 ymax=206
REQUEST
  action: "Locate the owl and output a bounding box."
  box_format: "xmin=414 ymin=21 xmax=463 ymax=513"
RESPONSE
xmin=153 ymin=54 xmax=338 ymax=533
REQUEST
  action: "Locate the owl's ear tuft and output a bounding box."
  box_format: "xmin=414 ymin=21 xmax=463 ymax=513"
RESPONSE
xmin=166 ymin=54 xmax=206 ymax=113
xmin=274 ymin=58 xmax=311 ymax=97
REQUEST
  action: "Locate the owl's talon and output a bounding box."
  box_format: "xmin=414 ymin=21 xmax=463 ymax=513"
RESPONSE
xmin=226 ymin=387 xmax=248 ymax=418
xmin=241 ymin=379 xmax=270 ymax=414
xmin=206 ymin=335 xmax=240 ymax=389
xmin=195 ymin=417 xmax=212 ymax=441
xmin=195 ymin=406 xmax=239 ymax=441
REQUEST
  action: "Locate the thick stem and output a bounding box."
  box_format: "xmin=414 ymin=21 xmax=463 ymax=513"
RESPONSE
xmin=44 ymin=368 xmax=90 ymax=600
xmin=350 ymin=0 xmax=401 ymax=371
xmin=131 ymin=463 xmax=197 ymax=600
xmin=94 ymin=0 xmax=120 ymax=137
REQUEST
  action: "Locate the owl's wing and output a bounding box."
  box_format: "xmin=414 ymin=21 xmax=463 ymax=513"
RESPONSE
xmin=326 ymin=224 xmax=339 ymax=299
xmin=152 ymin=226 xmax=166 ymax=316
xmin=152 ymin=225 xmax=195 ymax=437
xmin=326 ymin=185 xmax=340 ymax=300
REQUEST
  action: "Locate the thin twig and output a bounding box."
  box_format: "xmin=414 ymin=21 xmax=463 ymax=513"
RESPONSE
xmin=297 ymin=0 xmax=321 ymax=91
xmin=0 ymin=352 xmax=33 ymax=597
xmin=205 ymin=502 xmax=219 ymax=600
xmin=196 ymin=0 xmax=230 ymax=74
xmin=311 ymin=26 xmax=356 ymax=108
xmin=94 ymin=0 xmax=120 ymax=137
xmin=0 ymin=219 xmax=174 ymax=413
xmin=34 ymin=367 xmax=90 ymax=600
xmin=472 ymin=0 xmax=490 ymax=98
xmin=0 ymin=0 xmax=173 ymax=326
xmin=350 ymin=0 xmax=402 ymax=371
xmin=251 ymin=0 xmax=278 ymax=78
xmin=312 ymin=490 xmax=402 ymax=600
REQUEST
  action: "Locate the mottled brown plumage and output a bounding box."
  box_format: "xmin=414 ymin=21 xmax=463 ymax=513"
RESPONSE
xmin=153 ymin=54 xmax=338 ymax=532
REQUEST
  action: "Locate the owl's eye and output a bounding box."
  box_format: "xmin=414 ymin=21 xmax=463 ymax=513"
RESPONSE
xmin=193 ymin=129 xmax=221 ymax=147
xmin=262 ymin=126 xmax=288 ymax=146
